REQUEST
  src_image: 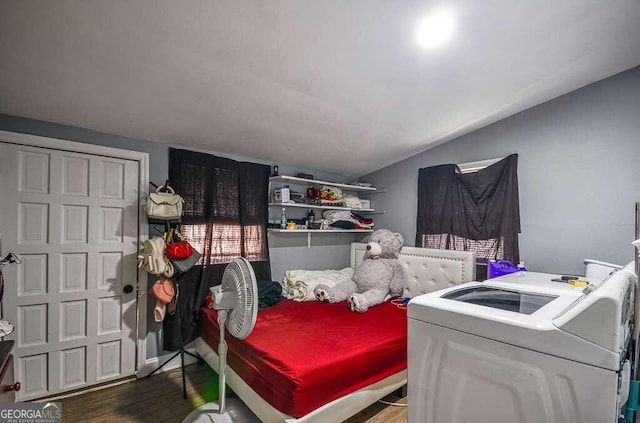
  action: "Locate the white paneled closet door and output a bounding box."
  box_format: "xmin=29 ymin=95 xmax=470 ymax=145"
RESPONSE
xmin=0 ymin=142 xmax=139 ymax=400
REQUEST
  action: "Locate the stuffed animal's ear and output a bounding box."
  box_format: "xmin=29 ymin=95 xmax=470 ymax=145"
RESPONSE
xmin=394 ymin=232 xmax=404 ymax=247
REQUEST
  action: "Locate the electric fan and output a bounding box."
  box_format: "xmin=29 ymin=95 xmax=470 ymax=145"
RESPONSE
xmin=183 ymin=257 xmax=260 ymax=423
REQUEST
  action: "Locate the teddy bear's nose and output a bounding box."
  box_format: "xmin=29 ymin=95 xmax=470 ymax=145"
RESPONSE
xmin=366 ymin=245 xmax=371 ymax=251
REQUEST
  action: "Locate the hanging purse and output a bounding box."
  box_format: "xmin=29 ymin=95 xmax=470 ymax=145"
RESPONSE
xmin=167 ymin=242 xmax=193 ymax=260
xmin=137 ymin=237 xmax=174 ymax=277
xmin=165 ymin=228 xmax=201 ymax=274
xmin=146 ymin=185 xmax=184 ymax=220
xmin=165 ymin=228 xmax=194 ymax=260
xmin=172 ymin=249 xmax=201 ymax=274
xmin=149 ymin=277 xmax=175 ymax=305
xmin=167 ymin=284 xmax=179 ymax=315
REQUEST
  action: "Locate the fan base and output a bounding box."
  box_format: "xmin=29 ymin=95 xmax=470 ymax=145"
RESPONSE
xmin=182 ymin=398 xmax=260 ymax=423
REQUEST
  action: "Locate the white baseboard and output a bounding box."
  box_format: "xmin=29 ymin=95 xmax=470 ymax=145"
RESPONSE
xmin=139 ymin=347 xmax=199 ymax=378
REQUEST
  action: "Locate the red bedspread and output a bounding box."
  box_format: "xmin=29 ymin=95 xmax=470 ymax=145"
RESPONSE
xmin=200 ymin=299 xmax=407 ymax=417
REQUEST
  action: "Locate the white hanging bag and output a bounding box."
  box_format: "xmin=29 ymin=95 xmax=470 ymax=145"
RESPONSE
xmin=137 ymin=237 xmax=174 ymax=277
xmin=146 ymin=185 xmax=184 ymax=220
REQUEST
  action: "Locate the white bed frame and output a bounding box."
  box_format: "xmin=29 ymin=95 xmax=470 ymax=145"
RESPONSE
xmin=194 ymin=243 xmax=476 ymax=423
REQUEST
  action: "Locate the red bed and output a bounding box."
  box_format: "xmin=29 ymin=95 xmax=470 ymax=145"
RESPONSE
xmin=200 ymin=298 xmax=407 ymax=418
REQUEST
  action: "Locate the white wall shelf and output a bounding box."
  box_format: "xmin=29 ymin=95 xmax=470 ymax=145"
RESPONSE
xmin=268 ymin=229 xmax=373 ymax=233
xmin=269 ymin=175 xmax=377 ymax=192
xmin=268 ymin=228 xmax=372 ymax=247
xmin=269 ymin=202 xmax=374 ymax=213
xmin=268 ymin=175 xmax=377 ymax=247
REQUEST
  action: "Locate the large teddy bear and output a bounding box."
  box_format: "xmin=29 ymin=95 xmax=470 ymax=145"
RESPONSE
xmin=314 ymin=229 xmax=405 ymax=313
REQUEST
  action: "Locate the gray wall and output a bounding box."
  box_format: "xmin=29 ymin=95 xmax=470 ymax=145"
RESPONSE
xmin=362 ymin=65 xmax=640 ymax=275
xmin=0 ymin=114 xmax=358 ymax=359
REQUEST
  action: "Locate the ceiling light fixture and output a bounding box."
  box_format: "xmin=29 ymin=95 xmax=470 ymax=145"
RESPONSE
xmin=416 ymin=10 xmax=455 ymax=48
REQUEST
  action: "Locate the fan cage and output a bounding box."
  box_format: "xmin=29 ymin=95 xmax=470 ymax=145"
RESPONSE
xmin=221 ymin=257 xmax=258 ymax=339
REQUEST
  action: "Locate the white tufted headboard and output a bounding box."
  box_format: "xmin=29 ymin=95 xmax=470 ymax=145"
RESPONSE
xmin=350 ymin=242 xmax=476 ymax=298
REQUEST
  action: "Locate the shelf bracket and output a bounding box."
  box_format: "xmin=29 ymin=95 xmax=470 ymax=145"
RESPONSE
xmin=307 ymin=232 xmax=311 ymax=248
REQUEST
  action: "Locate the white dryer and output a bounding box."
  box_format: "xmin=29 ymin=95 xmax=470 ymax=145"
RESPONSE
xmin=408 ymin=269 xmax=636 ymax=423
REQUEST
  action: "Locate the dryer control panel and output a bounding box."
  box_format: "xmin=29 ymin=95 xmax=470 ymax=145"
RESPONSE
xmin=553 ymin=269 xmax=634 ymax=353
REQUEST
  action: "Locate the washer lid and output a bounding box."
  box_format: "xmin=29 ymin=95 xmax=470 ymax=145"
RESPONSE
xmin=408 ymin=271 xmax=632 ymax=370
xmin=440 ymin=285 xmax=559 ymax=315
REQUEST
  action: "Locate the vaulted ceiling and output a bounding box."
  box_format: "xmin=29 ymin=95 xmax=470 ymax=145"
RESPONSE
xmin=1 ymin=1 xmax=639 ymax=176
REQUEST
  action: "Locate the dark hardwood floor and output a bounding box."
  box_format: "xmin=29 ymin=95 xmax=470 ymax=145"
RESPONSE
xmin=58 ymin=363 xmax=407 ymax=422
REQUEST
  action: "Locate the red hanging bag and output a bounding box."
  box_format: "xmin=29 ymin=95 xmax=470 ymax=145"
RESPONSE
xmin=165 ymin=228 xmax=194 ymax=260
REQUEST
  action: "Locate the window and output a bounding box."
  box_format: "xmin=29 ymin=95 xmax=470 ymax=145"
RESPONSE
xmin=168 ymin=147 xmax=271 ymax=277
xmin=181 ymin=223 xmax=267 ymax=264
xmin=162 ymin=147 xmax=272 ymax=351
xmin=416 ymin=154 xmax=520 ymax=265
xmin=421 ymin=234 xmax=504 ymax=263
xmin=457 ymin=157 xmax=503 ymax=174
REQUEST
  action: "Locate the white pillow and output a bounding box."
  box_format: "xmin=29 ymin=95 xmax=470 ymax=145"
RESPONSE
xmin=281 ymin=267 xmax=354 ymax=301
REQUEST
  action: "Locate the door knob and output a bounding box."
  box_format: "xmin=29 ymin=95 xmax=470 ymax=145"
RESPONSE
xmin=5 ymin=382 xmax=20 ymax=392
xmin=123 ymin=284 xmax=134 ymax=294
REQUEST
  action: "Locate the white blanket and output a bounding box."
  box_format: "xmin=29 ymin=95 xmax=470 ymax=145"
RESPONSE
xmin=281 ymin=267 xmax=354 ymax=301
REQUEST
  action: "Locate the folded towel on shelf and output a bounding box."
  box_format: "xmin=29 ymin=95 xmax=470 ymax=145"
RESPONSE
xmin=323 ymin=210 xmax=352 ymax=221
xmin=356 ymin=222 xmax=374 ymax=229
xmin=343 ymin=194 xmax=362 ymax=209
xmin=330 ymin=221 xmax=357 ymax=229
xmin=352 ymin=213 xmax=373 ymax=225
xmin=322 ymin=210 xmax=374 ymax=230
xmin=329 ymin=221 xmax=373 ymax=230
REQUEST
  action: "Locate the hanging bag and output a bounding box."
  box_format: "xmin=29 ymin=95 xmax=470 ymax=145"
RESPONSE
xmin=165 ymin=228 xmax=194 ymax=260
xmin=137 ymin=236 xmax=174 ymax=277
xmin=146 ymin=185 xmax=184 ymax=220
xmin=165 ymin=228 xmax=201 ymax=274
xmin=166 ymin=241 xmax=193 ymax=260
xmin=149 ymin=276 xmax=175 ymax=305
xmin=167 ymin=284 xmax=179 ymax=315
xmin=172 ymin=249 xmax=201 ymax=274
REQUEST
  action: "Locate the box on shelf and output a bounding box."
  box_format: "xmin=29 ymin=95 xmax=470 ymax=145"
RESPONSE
xmin=360 ymin=199 xmax=371 ymax=209
xmin=274 ymin=186 xmax=291 ymax=203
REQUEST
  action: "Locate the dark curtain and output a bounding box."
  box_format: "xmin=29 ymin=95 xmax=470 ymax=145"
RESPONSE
xmin=162 ymin=148 xmax=271 ymax=351
xmin=415 ymin=154 xmax=521 ymax=264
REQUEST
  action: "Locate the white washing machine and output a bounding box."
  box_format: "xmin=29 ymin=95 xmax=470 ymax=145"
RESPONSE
xmin=408 ymin=269 xmax=636 ymax=423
